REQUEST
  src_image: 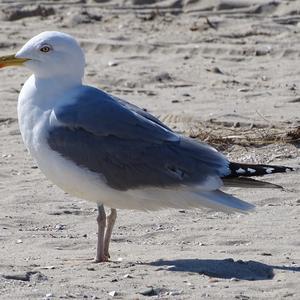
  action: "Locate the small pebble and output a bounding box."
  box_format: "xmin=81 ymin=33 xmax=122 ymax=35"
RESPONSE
xmin=108 ymin=290 xmax=117 ymax=297
xmin=168 ymin=290 xmax=183 ymax=296
xmin=42 ymin=266 xmax=55 ymax=270
xmin=211 ymin=66 xmax=223 ymax=74
xmin=155 ymin=72 xmax=172 ymax=82
xmin=261 ymin=75 xmax=267 ymax=81
xmin=108 ymin=61 xmax=118 ymax=67
xmin=237 ymin=88 xmax=250 ymax=92
xmin=55 ymin=224 xmax=65 ymax=230
xmin=261 ymin=252 xmax=272 ymax=256
xmin=31 ymin=272 xmax=48 ymax=282
xmin=139 ymin=287 xmax=159 ymax=296
xmin=255 ymin=46 xmax=271 ymax=56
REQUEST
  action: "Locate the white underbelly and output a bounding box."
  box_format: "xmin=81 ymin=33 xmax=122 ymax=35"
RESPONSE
xmin=34 ymin=141 xmax=125 ymax=206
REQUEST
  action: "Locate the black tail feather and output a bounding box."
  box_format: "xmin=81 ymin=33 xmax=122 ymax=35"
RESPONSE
xmin=226 ymin=162 xmax=296 ymax=178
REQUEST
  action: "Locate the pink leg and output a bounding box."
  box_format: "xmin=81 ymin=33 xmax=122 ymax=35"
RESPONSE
xmin=94 ymin=204 xmax=108 ymax=262
xmin=104 ymin=208 xmax=117 ymax=258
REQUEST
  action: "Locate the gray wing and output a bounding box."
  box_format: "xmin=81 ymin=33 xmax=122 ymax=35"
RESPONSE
xmin=53 ymin=86 xmax=177 ymax=143
xmin=48 ymin=86 xmax=230 ymax=191
xmin=113 ymin=96 xmax=172 ymax=131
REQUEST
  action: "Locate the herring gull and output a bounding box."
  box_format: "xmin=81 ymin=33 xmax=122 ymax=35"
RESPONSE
xmin=0 ymin=31 xmax=296 ymax=262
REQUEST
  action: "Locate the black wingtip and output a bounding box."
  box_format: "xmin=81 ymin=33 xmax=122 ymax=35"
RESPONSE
xmin=226 ymin=162 xmax=297 ymax=178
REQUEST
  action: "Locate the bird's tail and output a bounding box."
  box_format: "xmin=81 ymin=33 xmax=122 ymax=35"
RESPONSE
xmin=190 ymin=190 xmax=255 ymax=214
xmin=222 ymin=162 xmax=298 ymax=189
xmin=123 ymin=187 xmax=254 ymax=213
xmin=120 ymin=163 xmax=297 ymax=212
xmin=226 ymin=162 xmax=297 ymax=178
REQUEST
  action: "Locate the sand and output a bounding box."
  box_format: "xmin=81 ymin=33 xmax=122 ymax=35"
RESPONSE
xmin=0 ymin=0 xmax=299 ymax=299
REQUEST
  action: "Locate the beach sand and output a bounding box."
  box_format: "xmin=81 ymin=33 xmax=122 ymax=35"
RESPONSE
xmin=0 ymin=0 xmax=299 ymax=299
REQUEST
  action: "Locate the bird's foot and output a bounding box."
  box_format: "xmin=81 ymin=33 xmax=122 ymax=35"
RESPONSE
xmin=93 ymin=255 xmax=109 ymax=263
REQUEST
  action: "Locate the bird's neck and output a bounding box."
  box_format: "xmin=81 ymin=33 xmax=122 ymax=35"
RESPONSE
xmin=34 ymin=75 xmax=82 ymax=98
xmin=20 ymin=74 xmax=82 ymax=108
xmin=17 ymin=74 xmax=82 ymax=154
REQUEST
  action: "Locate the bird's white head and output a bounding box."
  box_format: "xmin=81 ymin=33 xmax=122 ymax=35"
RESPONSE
xmin=0 ymin=31 xmax=85 ymax=82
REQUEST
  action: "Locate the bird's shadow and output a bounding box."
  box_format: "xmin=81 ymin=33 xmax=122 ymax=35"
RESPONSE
xmin=146 ymin=258 xmax=300 ymax=281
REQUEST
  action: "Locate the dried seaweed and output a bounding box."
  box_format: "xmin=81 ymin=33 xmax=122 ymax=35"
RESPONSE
xmin=189 ymin=124 xmax=300 ymax=151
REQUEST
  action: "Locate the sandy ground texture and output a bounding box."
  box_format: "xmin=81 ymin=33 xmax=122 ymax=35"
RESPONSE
xmin=0 ymin=0 xmax=300 ymax=299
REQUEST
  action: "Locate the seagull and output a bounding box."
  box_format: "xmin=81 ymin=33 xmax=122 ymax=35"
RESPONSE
xmin=0 ymin=31 xmax=297 ymax=262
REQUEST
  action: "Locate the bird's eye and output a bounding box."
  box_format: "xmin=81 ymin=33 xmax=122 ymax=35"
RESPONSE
xmin=40 ymin=45 xmax=51 ymax=53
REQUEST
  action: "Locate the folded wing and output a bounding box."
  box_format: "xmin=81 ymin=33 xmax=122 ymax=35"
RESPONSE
xmin=47 ymin=86 xmax=230 ymax=191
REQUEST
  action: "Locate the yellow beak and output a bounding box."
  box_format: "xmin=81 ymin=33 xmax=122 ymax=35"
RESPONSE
xmin=0 ymin=54 xmax=29 ymax=68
